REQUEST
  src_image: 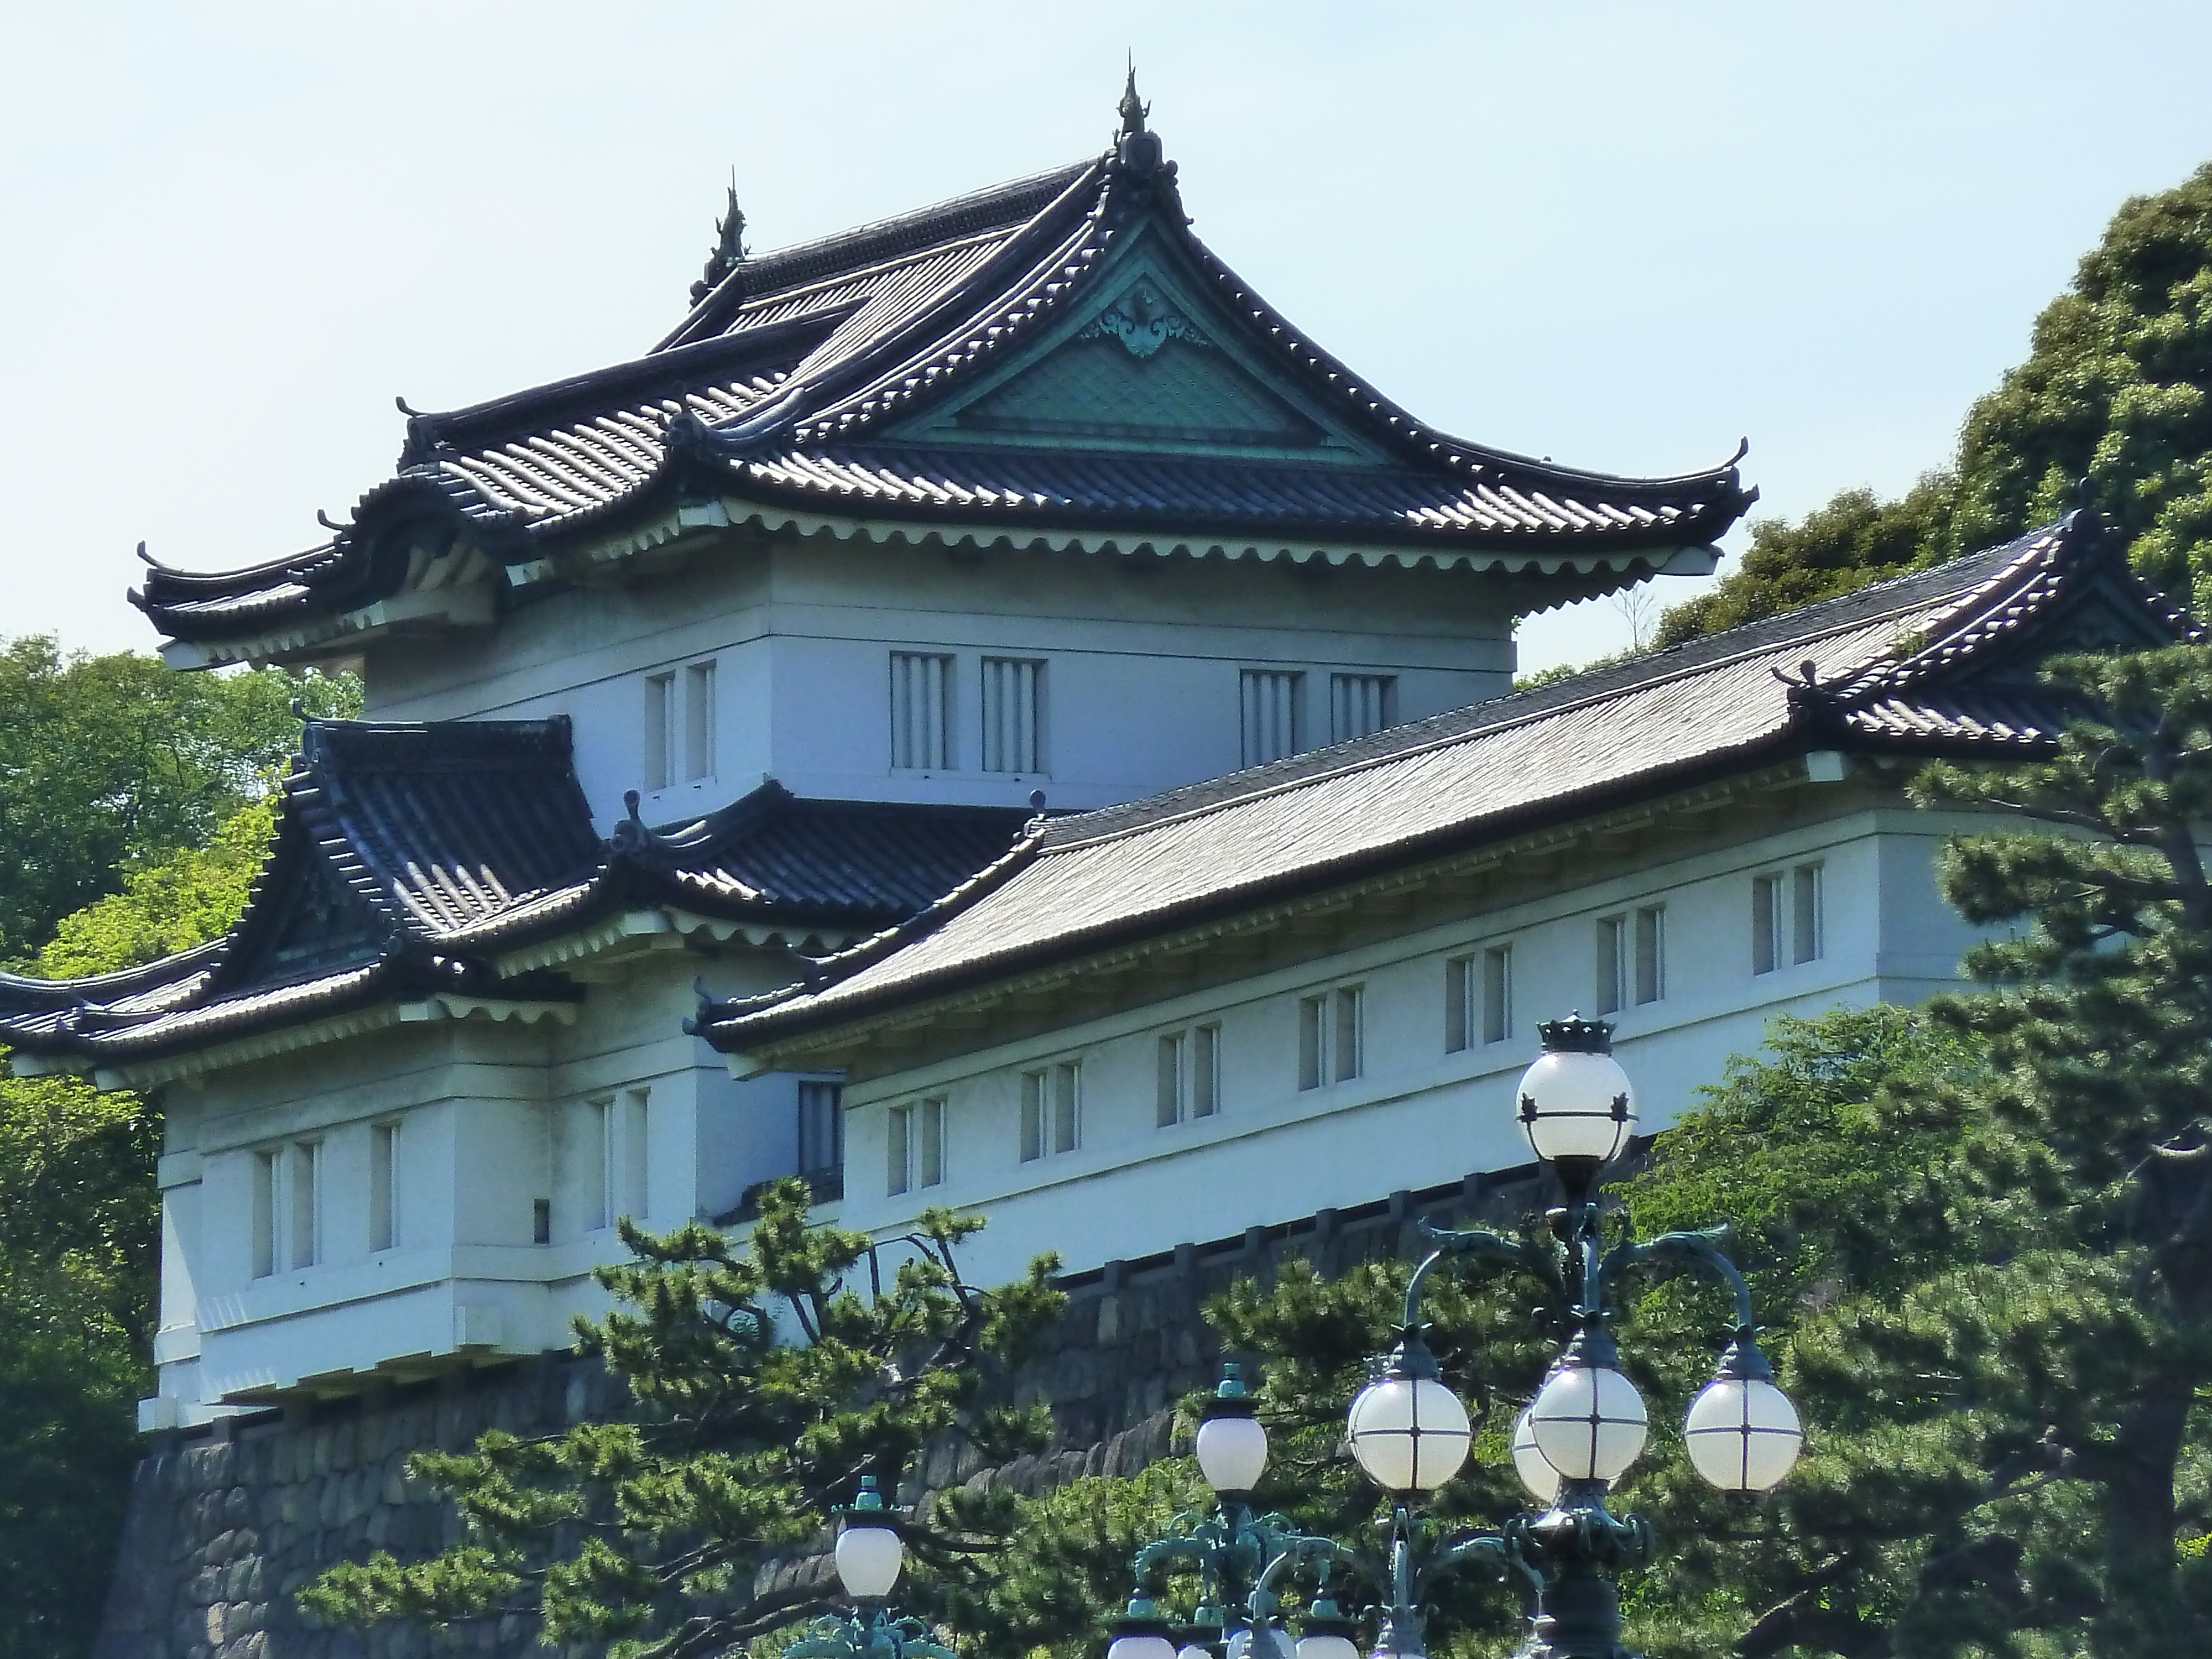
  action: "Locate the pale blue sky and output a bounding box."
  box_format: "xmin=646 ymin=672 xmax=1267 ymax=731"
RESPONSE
xmin=4 ymin=3 xmax=2210 ymax=670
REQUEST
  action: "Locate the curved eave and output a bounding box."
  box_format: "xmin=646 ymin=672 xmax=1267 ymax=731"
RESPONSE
xmin=705 ymin=729 xmax=1843 ymax=1065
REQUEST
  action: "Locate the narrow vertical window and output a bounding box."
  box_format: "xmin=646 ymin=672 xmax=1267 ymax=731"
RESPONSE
xmin=1483 ymin=944 xmax=1512 ymax=1045
xmin=1240 ymin=670 xmax=1303 ymax=766
xmin=1157 ymin=1032 xmax=1187 ymax=1128
xmin=1192 ymin=1023 xmax=1220 ymax=1119
xmin=890 ymin=651 xmax=954 ymax=771
xmin=622 ymin=1088 xmax=651 ymax=1224
xmin=644 ymin=671 xmax=676 ymax=792
xmin=888 ymin=1104 xmax=914 ymax=1196
xmin=1051 ymin=1062 xmax=1081 ymax=1154
xmin=252 ymin=1149 xmax=278 ymax=1280
xmin=289 ymin=1141 xmax=321 ymax=1270
xmin=1297 ymin=994 xmax=1327 ymax=1091
xmin=981 ymin=657 xmax=1046 ymax=773
xmin=1634 ymin=906 xmax=1665 ymax=1005
xmin=532 ymin=1197 xmax=551 ymax=1245
xmin=585 ymin=1097 xmax=612 ymax=1232
xmin=1596 ymin=916 xmax=1626 ymax=1015
xmin=1445 ymin=956 xmax=1473 ymax=1054
xmin=370 ymin=1121 xmax=399 ymax=1253
xmin=1020 ymin=1071 xmax=1045 ymax=1162
xmin=683 ymin=661 xmax=716 ymax=781
xmin=797 ymin=1082 xmax=844 ymax=1188
xmin=1752 ymin=875 xmax=1781 ymax=975
xmin=1333 ymin=986 xmax=1363 ymax=1082
xmin=919 ymin=1097 xmax=946 ymax=1188
xmin=1793 ymin=864 xmax=1824 ymax=964
xmin=1329 ymin=673 xmax=1396 ymax=743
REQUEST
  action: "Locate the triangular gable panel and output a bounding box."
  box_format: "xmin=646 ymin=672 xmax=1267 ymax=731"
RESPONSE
xmin=223 ymin=832 xmax=388 ymax=990
xmin=889 ymin=229 xmax=1394 ymax=465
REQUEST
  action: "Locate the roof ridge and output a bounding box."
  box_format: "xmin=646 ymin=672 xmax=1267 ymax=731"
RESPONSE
xmin=1039 ymin=526 xmax=2062 ymax=853
xmin=659 ymin=158 xmax=1104 ymax=353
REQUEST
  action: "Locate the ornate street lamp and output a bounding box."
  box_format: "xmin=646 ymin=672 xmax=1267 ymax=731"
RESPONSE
xmin=783 ymin=1476 xmax=959 ymax=1659
xmin=1107 ymin=1015 xmax=1803 ymax=1659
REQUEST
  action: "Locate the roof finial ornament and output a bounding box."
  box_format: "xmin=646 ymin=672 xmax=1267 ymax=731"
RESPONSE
xmin=1118 ymin=58 xmax=1148 ymax=139
xmin=690 ymin=170 xmax=748 ymax=306
xmin=1112 ymin=60 xmax=1177 ymax=200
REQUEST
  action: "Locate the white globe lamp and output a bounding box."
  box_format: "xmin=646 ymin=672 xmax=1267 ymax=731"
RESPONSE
xmin=1683 ymin=1341 xmax=1804 ymax=1491
xmin=1194 ymin=1364 xmax=1269 ymax=1495
xmin=1515 ymin=1016 xmax=1637 ymax=1178
xmin=1345 ymin=1344 xmax=1472 ymax=1493
xmin=1526 ymin=1355 xmax=1648 ymax=1484
xmin=833 ymin=1476 xmax=905 ymax=1600
xmin=1509 ymin=1404 xmax=1561 ymax=1505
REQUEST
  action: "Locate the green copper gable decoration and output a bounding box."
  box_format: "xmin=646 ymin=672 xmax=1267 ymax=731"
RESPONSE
xmin=887 ymin=224 xmax=1392 ymax=466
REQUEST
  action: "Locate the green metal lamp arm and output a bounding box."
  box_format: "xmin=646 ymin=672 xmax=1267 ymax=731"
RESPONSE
xmin=1607 ymin=1224 xmax=1755 ymax=1331
xmin=1403 ymin=1221 xmax=1550 ymax=1331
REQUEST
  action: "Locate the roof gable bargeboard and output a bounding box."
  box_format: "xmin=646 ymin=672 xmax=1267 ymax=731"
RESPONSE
xmin=698 ymin=510 xmax=2192 ymax=1066
xmin=881 ymin=228 xmax=1390 ymax=465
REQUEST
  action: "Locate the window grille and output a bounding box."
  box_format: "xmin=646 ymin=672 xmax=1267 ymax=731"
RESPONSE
xmin=1021 ymin=1062 xmax=1082 ymax=1159
xmin=1157 ymin=1025 xmax=1223 ymax=1125
xmin=1298 ymin=988 xmax=1363 ymax=1089
xmin=252 ymin=1150 xmax=278 ymax=1279
xmin=1329 ymin=673 xmax=1396 ymax=743
xmin=1484 ymin=945 xmax=1512 ymax=1044
xmin=1752 ymin=875 xmax=1781 ymax=975
xmin=1156 ymin=1032 xmax=1186 ymax=1128
xmin=1192 ymin=1023 xmax=1220 ymax=1118
xmin=798 ymin=1081 xmax=844 ymax=1192
xmin=1240 ymin=670 xmax=1303 ymax=766
xmin=1793 ymin=864 xmax=1824 ymax=963
xmin=644 ymin=672 xmax=676 ymax=791
xmin=982 ymin=657 xmax=1046 ymax=773
xmin=621 ymin=1088 xmax=651 ymax=1223
xmin=888 ymin=1098 xmax=945 ymax=1194
xmin=684 ymin=661 xmax=716 ymax=781
xmin=890 ymin=652 xmax=954 ymax=770
xmin=585 ymin=1097 xmax=613 ymax=1232
xmin=1634 ymin=906 xmax=1665 ymax=1005
xmin=1596 ymin=916 xmax=1626 ymax=1015
xmin=370 ymin=1122 xmax=399 ymax=1253
xmin=288 ymin=1141 xmax=322 ymax=1270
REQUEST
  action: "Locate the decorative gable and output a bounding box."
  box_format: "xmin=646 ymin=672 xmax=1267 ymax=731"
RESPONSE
xmin=890 ymin=242 xmax=1389 ymax=465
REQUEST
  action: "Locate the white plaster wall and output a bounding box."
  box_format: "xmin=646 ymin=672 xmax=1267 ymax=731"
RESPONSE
xmin=833 ymin=806 xmax=1996 ymax=1293
xmin=360 ymin=534 xmax=1521 ymax=826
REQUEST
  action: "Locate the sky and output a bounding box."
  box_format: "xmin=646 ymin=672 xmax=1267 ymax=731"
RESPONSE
xmin=3 ymin=3 xmax=2211 ymax=673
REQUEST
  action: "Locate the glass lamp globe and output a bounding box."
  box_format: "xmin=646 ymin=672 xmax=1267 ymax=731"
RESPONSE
xmin=1515 ymin=1018 xmax=1636 ymax=1167
xmin=1295 ymin=1594 xmax=1361 ymax=1659
xmin=1109 ymin=1636 xmax=1178 ymax=1659
xmin=1509 ymin=1405 xmax=1561 ymax=1504
xmin=1196 ymin=1366 xmax=1270 ymax=1494
xmin=834 ymin=1476 xmax=904 ymax=1599
xmin=1527 ymin=1364 xmax=1648 ymax=1483
xmin=1177 ymin=1644 xmax=1214 ymax=1659
xmin=1226 ymin=1627 xmax=1293 ymax=1659
xmin=1346 ymin=1374 xmax=1472 ymax=1493
xmin=1684 ymin=1376 xmax=1804 ymax=1491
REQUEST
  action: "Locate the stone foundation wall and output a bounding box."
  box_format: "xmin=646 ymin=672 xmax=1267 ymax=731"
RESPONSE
xmin=95 ymin=1167 xmax=1545 ymax=1659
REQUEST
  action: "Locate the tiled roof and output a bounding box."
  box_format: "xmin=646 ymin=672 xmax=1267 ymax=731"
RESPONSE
xmin=0 ymin=721 xmax=1028 ymax=1068
xmin=697 ymin=511 xmax=2190 ymax=1053
xmin=133 ymin=101 xmax=1752 ymax=650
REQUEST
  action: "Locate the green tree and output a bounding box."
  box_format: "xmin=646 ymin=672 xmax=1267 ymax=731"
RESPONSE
xmin=302 ymin=1185 xmax=1062 ymax=1659
xmin=0 ymin=799 xmax=284 ymax=1659
xmin=0 ymin=638 xmax=356 ymax=963
xmin=1656 ymin=160 xmax=2212 ymax=648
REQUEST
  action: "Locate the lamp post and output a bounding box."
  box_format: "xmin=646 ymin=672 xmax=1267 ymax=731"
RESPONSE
xmin=1108 ymin=1015 xmax=1803 ymax=1659
xmin=782 ymin=1476 xmax=959 ymax=1659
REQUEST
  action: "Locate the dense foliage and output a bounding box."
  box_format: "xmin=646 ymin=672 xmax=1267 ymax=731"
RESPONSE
xmin=0 ymin=639 xmax=354 ymax=963
xmin=302 ymin=1186 xmax=1063 ymax=1659
xmin=0 ymin=643 xmax=352 ymax=1659
xmin=1657 ymin=161 xmax=2212 ymax=648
